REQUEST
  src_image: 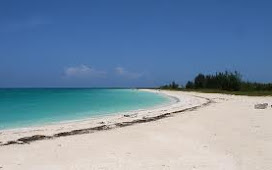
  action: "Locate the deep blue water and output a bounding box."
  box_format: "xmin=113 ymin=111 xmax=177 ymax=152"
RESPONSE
xmin=0 ymin=89 xmax=171 ymax=130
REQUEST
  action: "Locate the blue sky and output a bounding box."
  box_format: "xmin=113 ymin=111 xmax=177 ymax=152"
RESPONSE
xmin=0 ymin=0 xmax=271 ymax=87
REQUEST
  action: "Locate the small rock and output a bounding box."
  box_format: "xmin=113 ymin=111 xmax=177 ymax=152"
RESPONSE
xmin=254 ymin=103 xmax=268 ymax=109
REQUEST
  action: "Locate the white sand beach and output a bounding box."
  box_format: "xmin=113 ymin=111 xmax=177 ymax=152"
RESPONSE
xmin=0 ymin=90 xmax=272 ymax=170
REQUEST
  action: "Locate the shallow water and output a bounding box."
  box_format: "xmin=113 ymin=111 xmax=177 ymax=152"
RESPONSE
xmin=0 ymin=88 xmax=171 ymax=130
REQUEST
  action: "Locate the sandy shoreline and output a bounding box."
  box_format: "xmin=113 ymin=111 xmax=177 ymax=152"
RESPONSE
xmin=1 ymin=90 xmax=272 ymax=169
xmin=0 ymin=89 xmax=208 ymax=145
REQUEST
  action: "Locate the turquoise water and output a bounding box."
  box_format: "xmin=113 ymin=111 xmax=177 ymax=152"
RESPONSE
xmin=0 ymin=89 xmax=171 ymax=130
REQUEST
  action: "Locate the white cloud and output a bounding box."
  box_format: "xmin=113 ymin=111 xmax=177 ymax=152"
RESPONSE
xmin=115 ymin=67 xmax=142 ymax=79
xmin=64 ymin=65 xmax=106 ymax=78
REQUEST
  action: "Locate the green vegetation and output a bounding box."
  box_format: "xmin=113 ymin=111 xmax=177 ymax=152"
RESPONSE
xmin=241 ymin=82 xmax=272 ymax=91
xmin=186 ymin=71 xmax=242 ymax=91
xmin=182 ymin=88 xmax=272 ymax=96
xmin=160 ymin=71 xmax=272 ymax=96
xmin=160 ymin=81 xmax=180 ymax=90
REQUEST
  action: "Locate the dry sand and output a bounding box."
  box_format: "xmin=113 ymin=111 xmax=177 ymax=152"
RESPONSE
xmin=0 ymin=90 xmax=272 ymax=170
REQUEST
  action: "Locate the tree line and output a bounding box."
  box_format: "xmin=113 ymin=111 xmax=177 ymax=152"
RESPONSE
xmin=160 ymin=81 xmax=179 ymax=90
xmin=160 ymin=71 xmax=272 ymax=92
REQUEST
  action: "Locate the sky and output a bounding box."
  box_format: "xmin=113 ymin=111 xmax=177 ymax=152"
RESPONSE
xmin=0 ymin=0 xmax=271 ymax=87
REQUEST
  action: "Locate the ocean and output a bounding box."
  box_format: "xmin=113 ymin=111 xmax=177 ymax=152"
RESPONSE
xmin=0 ymin=88 xmax=171 ymax=130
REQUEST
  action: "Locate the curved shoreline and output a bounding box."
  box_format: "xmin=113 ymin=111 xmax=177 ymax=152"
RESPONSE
xmin=1 ymin=91 xmax=272 ymax=169
xmin=0 ymin=89 xmax=176 ymax=132
xmin=0 ymin=89 xmax=212 ymax=146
